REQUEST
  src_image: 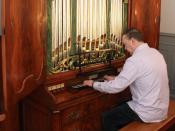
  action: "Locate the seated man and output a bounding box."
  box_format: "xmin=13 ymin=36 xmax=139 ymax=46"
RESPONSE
xmin=83 ymin=28 xmax=169 ymax=131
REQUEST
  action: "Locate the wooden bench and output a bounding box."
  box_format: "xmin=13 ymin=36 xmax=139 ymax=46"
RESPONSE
xmin=120 ymin=99 xmax=175 ymax=131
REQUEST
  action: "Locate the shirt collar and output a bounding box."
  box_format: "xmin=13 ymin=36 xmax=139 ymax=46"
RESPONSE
xmin=133 ymin=43 xmax=149 ymax=54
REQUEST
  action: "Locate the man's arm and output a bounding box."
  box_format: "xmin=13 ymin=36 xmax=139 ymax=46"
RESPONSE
xmin=83 ymin=59 xmax=139 ymax=94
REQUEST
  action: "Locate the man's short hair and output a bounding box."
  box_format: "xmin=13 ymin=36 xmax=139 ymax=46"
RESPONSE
xmin=123 ymin=28 xmax=143 ymax=42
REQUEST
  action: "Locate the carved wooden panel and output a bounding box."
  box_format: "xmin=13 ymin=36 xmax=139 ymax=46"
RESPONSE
xmin=81 ymin=113 xmax=102 ymax=131
xmin=129 ymin=0 xmax=160 ymax=48
xmin=3 ymin=0 xmax=46 ymax=101
xmin=22 ymin=99 xmax=52 ymax=131
xmin=1 ymin=0 xmax=47 ymax=130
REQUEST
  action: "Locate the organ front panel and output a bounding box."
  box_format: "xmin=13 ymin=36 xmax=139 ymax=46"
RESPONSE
xmin=21 ymin=1 xmax=130 ymax=131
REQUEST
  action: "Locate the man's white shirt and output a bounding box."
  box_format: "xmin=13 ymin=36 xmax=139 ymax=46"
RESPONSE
xmin=93 ymin=43 xmax=169 ymax=123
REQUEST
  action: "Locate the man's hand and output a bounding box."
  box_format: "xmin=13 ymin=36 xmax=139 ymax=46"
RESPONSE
xmin=103 ymin=75 xmax=115 ymax=81
xmin=83 ymin=80 xmax=94 ymax=87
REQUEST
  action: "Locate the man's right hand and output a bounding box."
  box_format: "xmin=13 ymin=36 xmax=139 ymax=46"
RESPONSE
xmin=83 ymin=80 xmax=94 ymax=87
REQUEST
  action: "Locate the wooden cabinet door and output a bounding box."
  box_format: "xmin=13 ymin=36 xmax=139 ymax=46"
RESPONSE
xmin=3 ymin=0 xmax=46 ymax=99
xmin=2 ymin=0 xmax=46 ymax=102
xmin=1 ymin=0 xmax=46 ymax=130
xmin=81 ymin=113 xmax=102 ymax=131
xmin=129 ymin=0 xmax=160 ymax=48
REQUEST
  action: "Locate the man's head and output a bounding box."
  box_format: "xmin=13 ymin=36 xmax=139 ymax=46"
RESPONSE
xmin=122 ymin=28 xmax=143 ymax=54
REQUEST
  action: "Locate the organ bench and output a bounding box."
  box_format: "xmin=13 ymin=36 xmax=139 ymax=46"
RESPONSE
xmin=120 ymin=99 xmax=175 ymax=131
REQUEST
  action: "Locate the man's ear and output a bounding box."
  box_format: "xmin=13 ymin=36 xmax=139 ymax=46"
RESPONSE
xmin=130 ymin=38 xmax=134 ymax=46
xmin=131 ymin=38 xmax=136 ymax=46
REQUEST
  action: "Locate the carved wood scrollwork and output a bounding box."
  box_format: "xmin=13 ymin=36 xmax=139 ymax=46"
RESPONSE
xmin=67 ymin=111 xmax=80 ymax=121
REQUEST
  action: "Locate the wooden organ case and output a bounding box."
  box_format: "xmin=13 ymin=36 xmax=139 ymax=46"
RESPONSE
xmin=0 ymin=0 xmax=161 ymax=131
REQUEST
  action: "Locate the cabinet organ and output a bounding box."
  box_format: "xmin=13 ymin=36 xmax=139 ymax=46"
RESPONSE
xmin=0 ymin=0 xmax=161 ymax=131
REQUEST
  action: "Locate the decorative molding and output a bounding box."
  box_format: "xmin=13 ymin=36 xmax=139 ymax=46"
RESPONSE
xmin=160 ymin=32 xmax=175 ymax=37
xmin=159 ymin=33 xmax=175 ymax=47
xmin=159 ymin=33 xmax=175 ymax=98
xmin=17 ymin=74 xmax=34 ymax=94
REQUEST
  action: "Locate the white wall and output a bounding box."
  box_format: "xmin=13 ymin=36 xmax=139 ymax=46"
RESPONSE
xmin=160 ymin=0 xmax=175 ymax=34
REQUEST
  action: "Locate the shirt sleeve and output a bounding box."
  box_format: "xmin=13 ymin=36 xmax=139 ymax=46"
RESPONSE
xmin=93 ymin=59 xmax=139 ymax=94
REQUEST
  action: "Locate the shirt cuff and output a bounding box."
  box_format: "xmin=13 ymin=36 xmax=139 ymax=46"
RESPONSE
xmin=93 ymin=82 xmax=101 ymax=90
